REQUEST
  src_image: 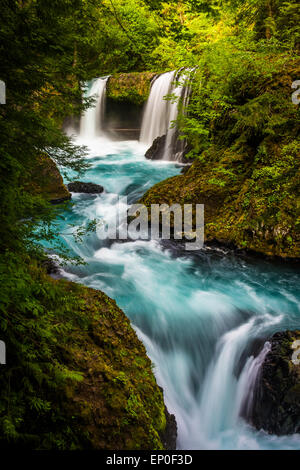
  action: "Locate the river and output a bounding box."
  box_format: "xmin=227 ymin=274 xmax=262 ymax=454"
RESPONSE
xmin=51 ymin=133 xmax=300 ymax=450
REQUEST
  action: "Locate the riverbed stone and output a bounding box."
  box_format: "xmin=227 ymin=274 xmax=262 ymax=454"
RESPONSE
xmin=67 ymin=181 xmax=104 ymax=193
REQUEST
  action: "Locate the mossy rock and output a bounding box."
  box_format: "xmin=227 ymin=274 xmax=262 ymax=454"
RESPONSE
xmin=25 ymin=154 xmax=71 ymax=204
xmin=60 ymin=282 xmax=169 ymax=450
xmin=0 ymin=261 xmax=175 ymax=450
xmin=107 ymin=72 xmax=156 ymax=105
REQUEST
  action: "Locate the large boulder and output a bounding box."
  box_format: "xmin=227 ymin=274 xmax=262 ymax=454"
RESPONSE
xmin=67 ymin=181 xmax=104 ymax=193
xmin=250 ymin=330 xmax=300 ymax=435
xmin=26 ymin=154 xmax=71 ymax=204
xmin=0 ymin=263 xmax=177 ymax=450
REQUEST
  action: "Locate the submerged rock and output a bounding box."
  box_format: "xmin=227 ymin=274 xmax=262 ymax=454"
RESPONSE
xmin=250 ymin=330 xmax=300 ymax=435
xmin=67 ymin=181 xmax=104 ymax=193
xmin=145 ymin=135 xmax=166 ymax=160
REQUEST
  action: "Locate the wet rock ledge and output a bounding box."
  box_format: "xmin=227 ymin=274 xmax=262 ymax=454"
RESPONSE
xmin=250 ymin=330 xmax=300 ymax=435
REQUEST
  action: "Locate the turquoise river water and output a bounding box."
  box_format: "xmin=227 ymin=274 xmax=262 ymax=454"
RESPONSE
xmin=50 ymin=135 xmax=300 ymax=450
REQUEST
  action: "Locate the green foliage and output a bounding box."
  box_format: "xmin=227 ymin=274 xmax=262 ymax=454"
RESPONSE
xmin=0 ymin=258 xmax=167 ymax=449
xmin=85 ymin=0 xmax=160 ymax=74
xmin=0 ymin=0 xmax=170 ymax=450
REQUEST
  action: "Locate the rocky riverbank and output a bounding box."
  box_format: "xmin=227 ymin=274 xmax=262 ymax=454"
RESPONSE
xmin=139 ymin=155 xmax=300 ymax=258
xmin=0 ymin=259 xmax=177 ymax=450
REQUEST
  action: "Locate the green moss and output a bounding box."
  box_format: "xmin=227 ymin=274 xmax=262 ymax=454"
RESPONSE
xmin=25 ymin=154 xmax=71 ymax=203
xmin=107 ymin=72 xmax=156 ymax=105
xmin=0 ymin=262 xmax=168 ymax=450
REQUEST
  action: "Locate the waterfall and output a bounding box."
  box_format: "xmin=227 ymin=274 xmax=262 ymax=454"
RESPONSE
xmin=140 ymin=71 xmax=176 ymax=146
xmin=140 ymin=69 xmax=192 ymax=161
xmin=198 ymin=320 xmax=257 ymax=439
xmin=53 ymin=136 xmax=300 ymax=449
xmin=80 ymin=77 xmax=109 ymax=138
xmin=163 ymin=70 xmax=192 ymax=161
xmin=237 ymin=341 xmax=271 ymax=420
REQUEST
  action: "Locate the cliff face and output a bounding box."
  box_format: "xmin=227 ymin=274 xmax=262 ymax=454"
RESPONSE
xmin=250 ymin=330 xmax=300 ymax=435
xmin=105 ymin=72 xmax=156 ymax=139
xmin=107 ymin=72 xmax=156 ymax=105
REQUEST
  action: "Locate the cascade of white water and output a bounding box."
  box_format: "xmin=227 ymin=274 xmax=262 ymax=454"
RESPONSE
xmin=140 ymin=69 xmax=193 ymax=161
xmin=237 ymin=341 xmax=271 ymax=420
xmin=198 ymin=320 xmax=256 ymax=439
xmin=55 ymin=136 xmax=300 ymax=449
xmin=139 ymin=71 xmax=176 ymax=146
xmin=80 ymin=77 xmax=109 ymax=138
xmin=162 ymin=70 xmax=192 ymax=161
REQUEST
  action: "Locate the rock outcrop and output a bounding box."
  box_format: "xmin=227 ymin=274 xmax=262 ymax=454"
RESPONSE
xmin=138 ymin=154 xmax=300 ymax=258
xmin=0 ymin=260 xmax=177 ymax=450
xmin=67 ymin=181 xmax=104 ymax=193
xmin=105 ymin=72 xmax=156 ymax=140
xmin=145 ymin=134 xmax=191 ymax=162
xmin=26 ymin=154 xmax=71 ymax=204
xmin=249 ymin=330 xmax=300 ymax=435
xmin=159 ymin=402 xmax=177 ymax=450
xmin=107 ymin=72 xmax=156 ymax=105
xmin=58 ymin=282 xmax=176 ymax=449
xmin=145 ymin=135 xmax=166 ymax=160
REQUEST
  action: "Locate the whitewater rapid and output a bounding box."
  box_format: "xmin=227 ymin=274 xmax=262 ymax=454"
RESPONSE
xmin=51 ymin=135 xmax=300 ymax=450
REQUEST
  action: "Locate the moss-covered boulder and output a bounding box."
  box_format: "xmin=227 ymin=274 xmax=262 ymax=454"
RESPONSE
xmin=107 ymin=72 xmax=156 ymax=105
xmin=54 ymin=282 xmax=173 ymax=450
xmin=26 ymin=154 xmax=71 ymax=204
xmin=0 ymin=260 xmax=176 ymax=450
xmin=250 ymin=330 xmax=300 ymax=435
xmin=139 ymin=146 xmax=299 ymax=258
